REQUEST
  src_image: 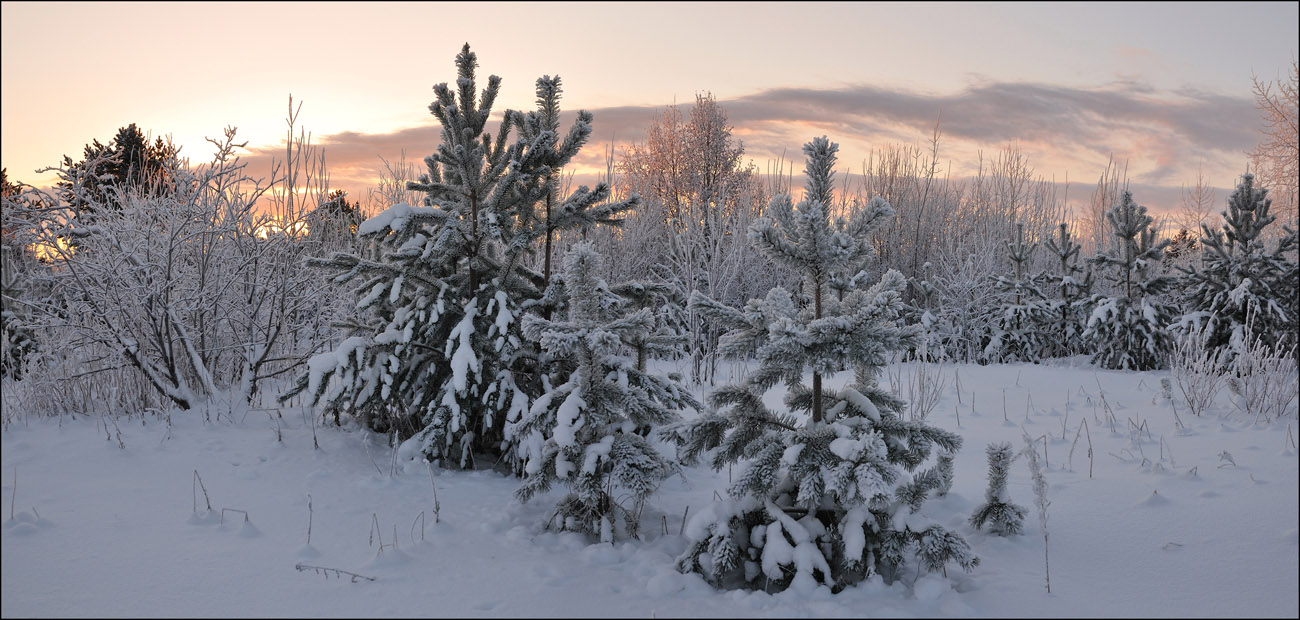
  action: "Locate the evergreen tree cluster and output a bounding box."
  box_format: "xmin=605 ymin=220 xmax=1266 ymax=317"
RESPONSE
xmin=282 ymin=45 xmax=636 ymax=467
xmin=1082 ymin=191 xmax=1180 ymax=371
xmin=57 ymin=123 xmax=179 ymax=217
xmin=953 ymin=178 xmax=1296 ymax=371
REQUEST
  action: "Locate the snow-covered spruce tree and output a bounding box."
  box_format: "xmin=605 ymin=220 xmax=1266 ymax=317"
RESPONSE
xmin=969 ymin=442 xmax=1026 ymax=536
xmin=1175 ymin=174 xmax=1299 ymax=362
xmin=664 ymin=137 xmax=976 ymax=593
xmin=1082 ymin=191 xmax=1178 ymax=370
xmin=903 ymin=263 xmax=947 ymax=361
xmin=282 ymin=45 xmax=630 ymax=466
xmin=511 ymin=75 xmax=636 ymax=313
xmin=984 ymin=223 xmax=1050 ymax=363
xmin=513 ymin=243 xmax=699 ymax=541
xmin=1041 ymin=223 xmax=1093 ymax=358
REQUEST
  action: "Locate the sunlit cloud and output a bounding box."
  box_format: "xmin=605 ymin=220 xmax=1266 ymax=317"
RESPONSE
xmin=243 ymin=80 xmax=1258 ymax=218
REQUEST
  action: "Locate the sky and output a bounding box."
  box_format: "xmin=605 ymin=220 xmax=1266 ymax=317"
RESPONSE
xmin=3 ymin=1 xmax=1297 ymax=219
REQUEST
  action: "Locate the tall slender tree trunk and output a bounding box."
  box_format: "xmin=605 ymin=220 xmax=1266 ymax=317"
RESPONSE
xmin=812 ymin=277 xmax=823 ymax=424
xmin=543 ymin=192 xmax=554 ymax=320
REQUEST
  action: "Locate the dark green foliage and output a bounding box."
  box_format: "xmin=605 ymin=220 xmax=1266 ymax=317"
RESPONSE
xmin=57 ymin=123 xmax=178 ymax=217
xmin=0 ymin=308 xmax=38 ymax=380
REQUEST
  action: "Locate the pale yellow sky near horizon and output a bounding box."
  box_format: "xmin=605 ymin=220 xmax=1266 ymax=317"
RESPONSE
xmin=3 ymin=1 xmax=1297 ymax=217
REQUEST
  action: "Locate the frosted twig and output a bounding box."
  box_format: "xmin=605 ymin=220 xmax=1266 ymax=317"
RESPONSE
xmin=220 ymin=508 xmax=249 ymax=524
xmin=306 ymin=494 xmax=313 ymax=546
xmin=388 ymin=430 xmax=397 ymax=477
xmin=363 ymin=433 xmax=384 ymax=476
xmin=193 ymin=470 xmax=212 ymax=512
xmin=427 ymin=461 xmax=441 ymax=524
xmin=412 ymin=511 xmax=425 ymax=543
xmin=294 ymin=563 xmax=375 ymax=582
xmin=1023 ymin=432 xmax=1051 ymax=594
xmin=954 ymin=368 xmax=964 ymax=404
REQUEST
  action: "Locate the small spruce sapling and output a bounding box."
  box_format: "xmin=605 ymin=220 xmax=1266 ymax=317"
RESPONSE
xmin=985 ymin=223 xmax=1050 ymax=363
xmin=1042 ymin=222 xmax=1093 ymax=358
xmin=1083 ymin=191 xmax=1178 ymax=370
xmin=1175 ymin=173 xmax=1298 ymax=363
xmin=514 ymin=243 xmax=699 ymax=541
xmin=664 ymin=136 xmax=976 ymax=593
xmin=969 ymin=442 xmax=1026 ymax=535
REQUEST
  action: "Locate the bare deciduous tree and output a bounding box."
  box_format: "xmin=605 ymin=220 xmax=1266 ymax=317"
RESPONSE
xmin=1249 ymin=60 xmax=1299 ymax=235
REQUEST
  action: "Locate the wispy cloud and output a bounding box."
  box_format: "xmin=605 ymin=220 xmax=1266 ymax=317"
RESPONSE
xmin=242 ymin=80 xmax=1257 ymax=214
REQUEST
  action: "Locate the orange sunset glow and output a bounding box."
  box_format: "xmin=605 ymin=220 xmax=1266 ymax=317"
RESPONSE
xmin=4 ymin=2 xmax=1297 ymax=223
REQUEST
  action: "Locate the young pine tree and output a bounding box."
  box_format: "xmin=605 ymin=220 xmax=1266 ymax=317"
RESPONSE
xmin=664 ymin=137 xmax=976 ymax=593
xmin=1083 ymin=191 xmax=1178 ymax=370
xmin=513 ymin=243 xmax=699 ymax=541
xmin=283 ymin=44 xmax=631 ymax=467
xmin=904 ymin=263 xmax=946 ymax=361
xmin=1176 ymin=174 xmax=1299 ymax=362
xmin=985 ymin=223 xmax=1050 ymax=363
xmin=969 ymin=442 xmax=1026 ymax=536
xmin=609 ymin=279 xmax=689 ymax=374
xmin=512 ymin=75 xmax=635 ymax=310
xmin=1041 ymin=223 xmax=1093 ymax=358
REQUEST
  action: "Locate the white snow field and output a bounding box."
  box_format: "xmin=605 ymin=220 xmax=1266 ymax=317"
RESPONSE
xmin=3 ymin=360 xmax=1297 ymax=618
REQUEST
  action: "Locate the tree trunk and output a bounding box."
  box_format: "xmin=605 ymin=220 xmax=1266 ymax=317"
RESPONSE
xmin=812 ymin=277 xmax=823 ymax=423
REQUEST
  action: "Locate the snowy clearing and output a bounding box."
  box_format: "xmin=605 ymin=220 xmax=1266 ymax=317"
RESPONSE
xmin=3 ymin=361 xmax=1297 ymax=618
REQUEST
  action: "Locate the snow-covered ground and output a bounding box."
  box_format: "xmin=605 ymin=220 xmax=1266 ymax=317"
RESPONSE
xmin=3 ymin=360 xmax=1297 ymax=618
